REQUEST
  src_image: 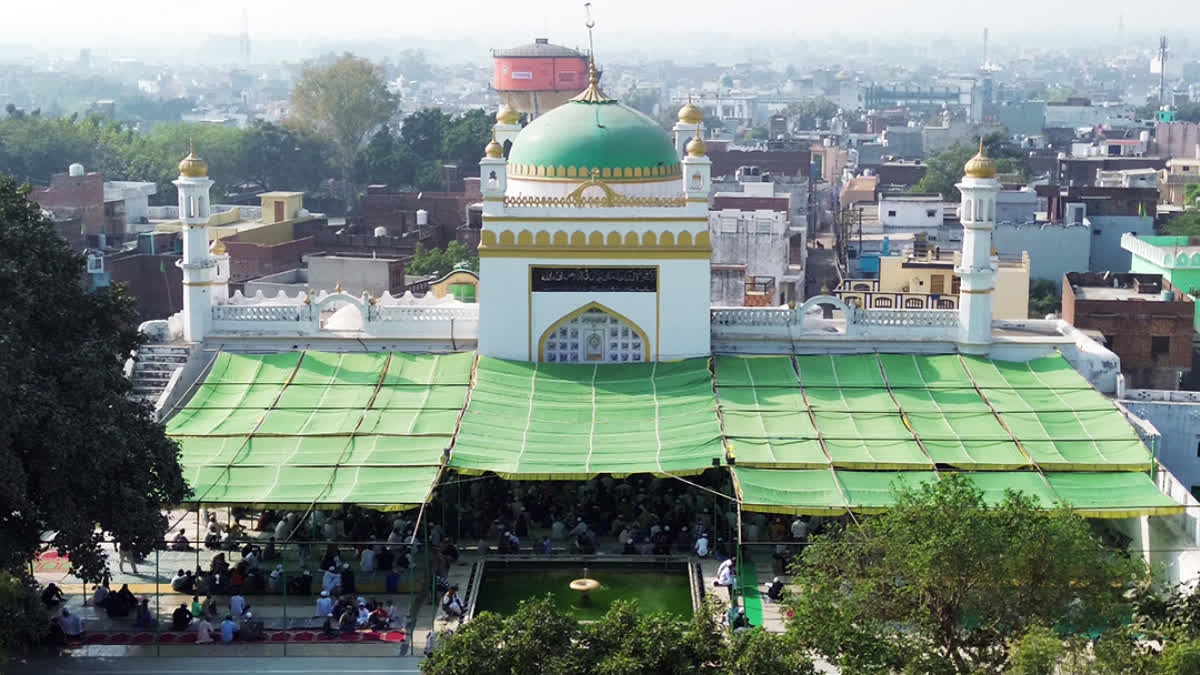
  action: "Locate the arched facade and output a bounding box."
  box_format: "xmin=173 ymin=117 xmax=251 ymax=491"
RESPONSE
xmin=538 ymin=302 xmax=649 ymax=363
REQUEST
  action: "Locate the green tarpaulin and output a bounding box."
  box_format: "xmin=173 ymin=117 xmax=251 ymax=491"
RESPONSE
xmin=450 ymin=357 xmax=725 ymax=479
xmin=168 ymin=351 xmax=472 ymax=509
xmin=714 ymin=354 xmax=1151 ymax=472
xmin=733 ymin=467 xmax=1182 ymax=518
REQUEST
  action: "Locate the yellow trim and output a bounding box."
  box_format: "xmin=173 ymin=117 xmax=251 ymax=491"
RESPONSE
xmin=182 ymin=281 xmax=222 ymax=287
xmin=481 ymin=247 xmax=711 ymax=259
xmin=484 ymin=216 xmax=707 ymax=223
xmin=960 ymin=288 xmax=994 ymax=295
xmin=535 ymin=300 xmax=653 ymax=364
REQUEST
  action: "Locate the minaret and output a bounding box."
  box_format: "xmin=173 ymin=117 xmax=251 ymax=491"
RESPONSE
xmin=493 ymin=104 xmax=521 ymax=151
xmin=673 ymin=98 xmax=704 ymax=158
xmin=682 ymin=124 xmax=711 ymax=209
xmin=174 ymin=144 xmax=215 ymax=342
xmin=955 ymin=139 xmax=999 ymax=353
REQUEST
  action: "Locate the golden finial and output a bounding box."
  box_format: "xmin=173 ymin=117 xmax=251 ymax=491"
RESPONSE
xmin=208 ymin=238 xmax=226 ymax=255
xmin=964 ymin=136 xmax=997 ymax=179
xmin=484 ymin=128 xmax=504 ymax=159
xmin=496 ymin=103 xmax=520 ymax=125
xmin=570 ymin=3 xmax=615 ymax=103
xmin=679 ymin=93 xmax=703 ymax=125
xmin=178 ymin=140 xmax=208 ymax=178
xmin=686 ymin=125 xmax=707 ymax=157
xmin=335 ymin=281 xmax=343 ymax=293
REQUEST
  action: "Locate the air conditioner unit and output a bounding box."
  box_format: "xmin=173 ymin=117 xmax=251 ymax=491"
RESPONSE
xmin=86 ymin=252 xmax=104 ymax=274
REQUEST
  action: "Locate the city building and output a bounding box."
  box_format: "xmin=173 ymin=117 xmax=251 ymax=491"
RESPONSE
xmin=1062 ymin=272 xmax=1194 ymax=389
xmin=31 ymin=163 xmax=157 ymax=244
xmin=1123 ymin=234 xmax=1200 ymax=328
xmin=878 ymin=194 xmax=943 ymax=229
xmin=1159 ymin=157 xmax=1200 ymax=206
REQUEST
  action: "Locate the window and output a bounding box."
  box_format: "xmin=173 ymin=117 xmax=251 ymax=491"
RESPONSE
xmin=1192 ymin=485 xmax=1200 ymax=501
xmin=1195 ymin=438 xmax=1200 ymax=458
xmin=542 ymin=308 xmax=644 ymax=363
xmin=887 ymin=210 xmax=897 ymax=217
xmin=926 ymin=209 xmax=937 ymax=218
xmin=1151 ymin=336 xmax=1171 ymax=358
xmin=930 ymin=274 xmax=945 ymax=294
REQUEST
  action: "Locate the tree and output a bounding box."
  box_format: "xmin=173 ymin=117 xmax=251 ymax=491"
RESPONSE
xmin=1165 ymin=210 xmax=1200 ymax=238
xmin=401 ymin=108 xmax=451 ymax=160
xmin=783 ymin=473 xmax=1142 ymax=674
xmin=422 ymin=596 xmax=808 ymax=675
xmin=290 ymin=53 xmax=397 ymax=208
xmin=441 ymin=109 xmax=494 ymax=173
xmin=0 ymin=572 xmax=42 ymax=662
xmin=406 ymin=241 xmax=478 ymax=277
xmin=241 ymin=121 xmax=331 ymax=193
xmin=0 ymin=174 xmax=188 ymax=581
xmin=910 ymin=133 xmax=1024 ymax=201
xmin=783 ymin=98 xmax=840 ymax=129
xmin=1185 ymin=183 xmax=1200 ymax=208
xmin=1028 ymin=278 xmax=1061 ymax=318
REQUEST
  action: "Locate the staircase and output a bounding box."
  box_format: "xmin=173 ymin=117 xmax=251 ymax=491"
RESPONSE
xmin=130 ymin=344 xmax=191 ymax=407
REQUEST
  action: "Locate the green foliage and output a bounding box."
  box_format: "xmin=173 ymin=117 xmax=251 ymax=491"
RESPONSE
xmin=290 ymin=53 xmax=396 ymax=206
xmin=783 ymin=98 xmax=840 ymax=128
xmin=783 ymin=473 xmax=1143 ymax=674
xmin=0 ymin=572 xmax=43 ymax=661
xmin=354 ymin=108 xmax=492 ymax=191
xmin=1160 ymin=637 xmax=1200 ymax=675
xmin=1164 ymin=211 xmax=1200 ymax=238
xmin=0 ymin=174 xmax=188 ymax=580
xmin=406 ymin=242 xmax=478 ymax=277
xmin=742 ymin=127 xmax=768 ymax=142
xmin=440 ymin=109 xmax=494 ymax=173
xmin=910 ymin=132 xmax=1024 ymax=201
xmin=1028 ymin=279 xmax=1061 ymax=318
xmin=1008 ymin=626 xmax=1064 ymax=675
xmin=422 ymin=596 xmax=806 ymax=675
xmin=1185 ymin=183 xmax=1200 ymax=208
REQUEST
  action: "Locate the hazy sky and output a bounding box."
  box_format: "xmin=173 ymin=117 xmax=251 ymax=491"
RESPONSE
xmin=2 ymin=0 xmax=1196 ymax=51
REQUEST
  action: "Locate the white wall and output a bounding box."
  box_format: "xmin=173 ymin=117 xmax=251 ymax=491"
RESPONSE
xmin=478 ymin=256 xmax=712 ymax=362
xmin=879 ymin=198 xmax=943 ymax=229
xmin=1121 ymin=400 xmax=1200 ymax=493
xmin=991 ymin=223 xmax=1090 ymax=287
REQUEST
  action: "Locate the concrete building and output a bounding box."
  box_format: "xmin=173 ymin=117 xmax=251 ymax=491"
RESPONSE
xmin=995 ymin=188 xmax=1038 ymax=224
xmin=1044 ymin=100 xmax=1139 ymax=130
xmin=1062 ymin=272 xmax=1194 ymax=389
xmin=30 ymin=163 xmax=157 ymax=242
xmin=708 ymin=208 xmax=798 ymax=306
xmin=1123 ymin=234 xmax=1200 ymax=329
xmin=1153 ymin=121 xmax=1200 ymax=159
xmin=245 ymin=254 xmax=407 ymax=299
xmin=1159 ymin=157 xmax=1200 ymax=206
xmin=1096 ymin=169 xmax=1159 ymax=189
xmin=836 ymin=238 xmax=1030 ymax=318
xmin=1057 ymin=157 xmax=1167 ymax=188
xmin=879 ymin=194 xmax=943 ymax=229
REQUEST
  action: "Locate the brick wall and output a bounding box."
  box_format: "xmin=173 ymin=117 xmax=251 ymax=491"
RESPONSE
xmin=31 ymin=172 xmax=105 ymax=235
xmin=225 ymin=236 xmax=318 ymax=285
xmin=107 ymin=253 xmax=184 ymax=321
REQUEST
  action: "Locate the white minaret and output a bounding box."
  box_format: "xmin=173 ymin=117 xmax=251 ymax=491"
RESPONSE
xmin=493 ymin=104 xmax=521 ymax=151
xmin=673 ymin=99 xmax=705 ymax=158
xmin=955 ymin=140 xmax=1000 ymax=353
xmin=173 ymin=145 xmax=215 ymax=343
xmin=682 ymin=127 xmax=712 ymax=211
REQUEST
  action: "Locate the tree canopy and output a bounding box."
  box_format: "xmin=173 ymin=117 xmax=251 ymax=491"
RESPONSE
xmin=0 ymin=173 xmax=187 ymax=581
xmin=289 ymin=53 xmax=397 ymax=205
xmin=910 ymin=132 xmax=1024 ymax=201
xmin=784 ymin=473 xmax=1142 ymax=674
xmin=1028 ymin=278 xmax=1062 ymax=318
xmin=421 ymin=596 xmax=812 ymax=675
xmin=406 ymin=241 xmax=478 ymax=277
xmin=1164 ymin=210 xmax=1200 ymax=238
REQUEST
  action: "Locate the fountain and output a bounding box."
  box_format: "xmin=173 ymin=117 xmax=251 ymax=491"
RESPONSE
xmin=569 ymin=567 xmax=600 ymax=604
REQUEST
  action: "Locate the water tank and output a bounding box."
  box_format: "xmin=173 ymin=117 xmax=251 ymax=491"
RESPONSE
xmin=1139 ymin=130 xmax=1151 ymax=145
xmin=416 ymin=209 xmax=428 ymax=226
xmin=1162 ymin=289 xmax=1175 ymax=302
xmin=492 ymin=38 xmax=590 ymax=117
xmin=68 ymin=163 xmax=84 ymax=176
xmin=373 ymin=226 xmax=388 ymax=237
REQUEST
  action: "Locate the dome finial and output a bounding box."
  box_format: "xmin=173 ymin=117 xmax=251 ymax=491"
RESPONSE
xmin=178 ymin=140 xmax=208 ymax=178
xmin=570 ymin=3 xmax=615 ymax=103
xmin=963 ymin=136 xmax=996 ymax=179
xmin=686 ymin=124 xmax=707 ymax=157
xmin=678 ymin=93 xmax=703 ymax=125
xmin=484 ymin=128 xmax=504 ymax=159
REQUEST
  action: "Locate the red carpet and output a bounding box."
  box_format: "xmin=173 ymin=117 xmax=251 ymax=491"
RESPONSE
xmin=69 ymin=629 xmax=405 ymax=646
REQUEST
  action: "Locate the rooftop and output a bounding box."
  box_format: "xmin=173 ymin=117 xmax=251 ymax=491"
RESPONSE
xmin=492 ymin=40 xmax=586 ymax=59
xmin=1067 ymin=272 xmax=1189 ymax=302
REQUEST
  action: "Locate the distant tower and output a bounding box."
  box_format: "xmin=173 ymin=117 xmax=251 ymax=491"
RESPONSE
xmin=174 ymin=145 xmax=215 ymax=343
xmin=982 ymin=27 xmax=988 ymax=69
xmin=1158 ymin=35 xmax=1168 ymax=107
xmin=240 ymin=7 xmax=251 ymax=65
xmin=955 ymin=140 xmax=1000 ymax=353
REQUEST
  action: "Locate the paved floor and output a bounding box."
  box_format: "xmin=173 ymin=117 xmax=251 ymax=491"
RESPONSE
xmin=4 ymin=656 xmax=424 ymax=674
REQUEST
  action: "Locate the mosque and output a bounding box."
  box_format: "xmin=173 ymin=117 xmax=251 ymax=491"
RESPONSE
xmin=150 ymin=55 xmax=1200 ymax=584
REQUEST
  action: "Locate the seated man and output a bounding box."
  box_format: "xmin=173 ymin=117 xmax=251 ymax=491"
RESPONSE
xmin=765 ymin=577 xmax=786 ymax=602
xmin=440 ymin=585 xmax=464 ymax=620
xmin=41 ymin=583 xmax=64 ymax=608
xmin=220 ymin=614 xmax=239 ymax=643
xmin=171 ymin=529 xmax=190 ymax=551
xmin=239 ymin=612 xmax=264 ymax=641
xmin=170 ymin=570 xmax=191 ymax=593
xmin=171 ymin=603 xmax=192 ymax=631
xmin=321 ymin=613 xmax=339 ymax=638
xmin=58 ymin=609 xmax=83 ymax=639
xmin=368 ymin=604 xmax=390 ymax=631
xmin=729 ymin=606 xmax=751 ymax=632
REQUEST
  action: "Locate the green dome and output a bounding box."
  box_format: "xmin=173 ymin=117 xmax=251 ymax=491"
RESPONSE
xmin=507 ymin=99 xmax=681 ymax=181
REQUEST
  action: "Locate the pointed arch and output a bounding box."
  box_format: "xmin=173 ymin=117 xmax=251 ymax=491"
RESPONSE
xmin=537 ymin=301 xmax=651 ymax=363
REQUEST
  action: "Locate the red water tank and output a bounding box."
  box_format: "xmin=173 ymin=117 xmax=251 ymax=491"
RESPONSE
xmin=492 ymin=38 xmax=589 ymax=116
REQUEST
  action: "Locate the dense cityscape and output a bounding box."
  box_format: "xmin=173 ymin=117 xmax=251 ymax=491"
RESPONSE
xmin=5 ymin=2 xmax=1200 ymax=673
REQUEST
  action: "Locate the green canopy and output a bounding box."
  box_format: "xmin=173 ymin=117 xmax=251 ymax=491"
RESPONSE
xmin=169 ymin=351 xmax=473 ymax=510
xmin=450 ymin=357 xmax=725 ymax=479
xmin=733 ymin=467 xmax=1182 ymax=518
